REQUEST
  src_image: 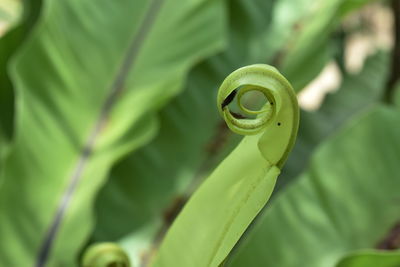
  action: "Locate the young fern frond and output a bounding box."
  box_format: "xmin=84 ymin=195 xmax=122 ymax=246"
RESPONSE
xmin=82 ymin=243 xmax=130 ymax=267
xmin=152 ymin=64 xmax=299 ymax=267
xmin=217 ymin=64 xmax=299 ymax=167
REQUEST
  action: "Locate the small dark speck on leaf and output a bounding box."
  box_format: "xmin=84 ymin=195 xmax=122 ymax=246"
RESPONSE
xmin=277 ymin=122 xmax=281 ymax=126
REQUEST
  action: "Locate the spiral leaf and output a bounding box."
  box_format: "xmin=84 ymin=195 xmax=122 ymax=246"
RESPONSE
xmin=217 ymin=64 xmax=299 ymax=167
xmin=82 ymin=243 xmax=131 ymax=267
xmin=152 ymin=64 xmax=299 ymax=267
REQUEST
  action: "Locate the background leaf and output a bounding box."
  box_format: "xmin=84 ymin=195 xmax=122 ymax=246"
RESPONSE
xmin=228 ymin=106 xmax=400 ymax=267
xmin=0 ymin=0 xmax=225 ymax=265
xmin=278 ymin=0 xmax=377 ymax=90
xmin=0 ymin=0 xmax=41 ymax=166
xmin=336 ymin=250 xmax=400 ymax=267
xmin=279 ymin=52 xmax=389 ymax=186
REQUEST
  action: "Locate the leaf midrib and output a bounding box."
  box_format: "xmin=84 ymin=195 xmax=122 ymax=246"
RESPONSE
xmin=35 ymin=0 xmax=165 ymax=266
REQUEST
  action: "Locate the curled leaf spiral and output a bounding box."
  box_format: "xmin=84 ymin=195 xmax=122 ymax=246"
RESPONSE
xmin=82 ymin=243 xmax=131 ymax=267
xmin=217 ymin=64 xmax=299 ymax=167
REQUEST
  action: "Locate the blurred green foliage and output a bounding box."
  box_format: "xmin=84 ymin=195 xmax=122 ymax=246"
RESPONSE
xmin=0 ymin=0 xmax=399 ymax=266
xmin=336 ymin=250 xmax=400 ymax=267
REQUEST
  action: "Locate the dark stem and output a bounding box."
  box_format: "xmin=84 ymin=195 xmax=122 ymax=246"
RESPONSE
xmin=384 ymin=0 xmax=400 ymax=103
xmin=334 ymin=27 xmax=347 ymax=75
xmin=376 ymin=223 xmax=400 ymax=250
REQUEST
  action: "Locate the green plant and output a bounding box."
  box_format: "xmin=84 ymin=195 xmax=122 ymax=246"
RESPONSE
xmin=151 ymin=64 xmax=299 ymax=266
xmin=1 ymin=0 xmax=399 ymax=266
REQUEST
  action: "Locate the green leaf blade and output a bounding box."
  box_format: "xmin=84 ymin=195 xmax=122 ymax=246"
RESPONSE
xmin=336 ymin=250 xmax=400 ymax=267
xmin=152 ymin=136 xmax=280 ymax=267
xmin=0 ymin=0 xmax=226 ymax=265
xmin=228 ymin=106 xmax=400 ymax=267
